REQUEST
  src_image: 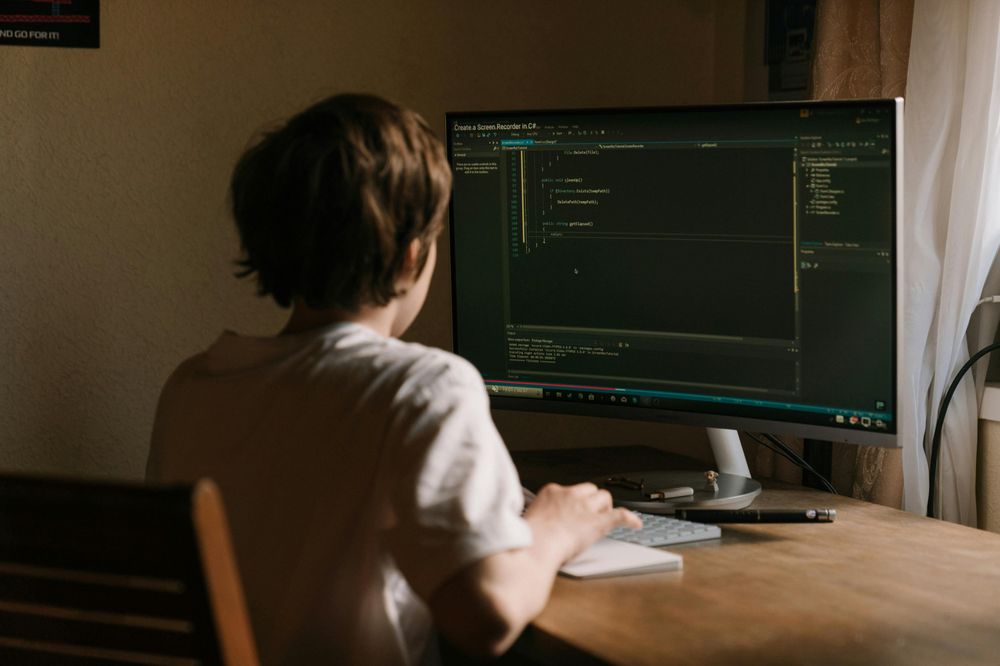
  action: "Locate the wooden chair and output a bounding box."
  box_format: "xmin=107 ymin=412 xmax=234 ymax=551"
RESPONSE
xmin=0 ymin=475 xmax=258 ymax=665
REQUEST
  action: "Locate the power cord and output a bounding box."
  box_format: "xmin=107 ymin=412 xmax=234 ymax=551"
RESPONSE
xmin=764 ymin=433 xmax=839 ymax=494
xmin=926 ymin=341 xmax=1000 ymax=517
xmin=925 ymin=294 xmax=1000 ymax=518
xmin=744 ymin=432 xmax=838 ymax=494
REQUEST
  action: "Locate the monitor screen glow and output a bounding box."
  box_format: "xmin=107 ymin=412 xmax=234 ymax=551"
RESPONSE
xmin=448 ymin=100 xmax=901 ymax=447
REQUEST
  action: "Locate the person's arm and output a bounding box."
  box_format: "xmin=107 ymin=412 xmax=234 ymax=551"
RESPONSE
xmin=428 ymin=482 xmax=641 ymax=658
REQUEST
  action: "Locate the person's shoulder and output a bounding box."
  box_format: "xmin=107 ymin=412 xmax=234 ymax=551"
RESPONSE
xmin=289 ymin=323 xmax=486 ymax=402
xmin=161 ymin=350 xmax=211 ymax=387
xmin=384 ymin=337 xmax=482 ymax=389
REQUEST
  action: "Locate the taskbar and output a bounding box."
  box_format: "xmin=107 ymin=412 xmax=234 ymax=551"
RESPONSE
xmin=483 ymin=379 xmax=893 ymax=433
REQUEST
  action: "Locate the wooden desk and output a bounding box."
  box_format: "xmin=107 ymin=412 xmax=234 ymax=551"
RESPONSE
xmin=512 ymin=450 xmax=1000 ymax=665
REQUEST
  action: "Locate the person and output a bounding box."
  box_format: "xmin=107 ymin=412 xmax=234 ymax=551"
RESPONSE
xmin=146 ymin=93 xmax=640 ymax=665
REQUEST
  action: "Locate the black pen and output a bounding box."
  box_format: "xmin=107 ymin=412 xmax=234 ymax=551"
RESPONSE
xmin=674 ymin=508 xmax=836 ymax=523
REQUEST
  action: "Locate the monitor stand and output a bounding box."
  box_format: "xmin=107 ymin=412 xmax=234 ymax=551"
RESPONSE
xmin=597 ymin=428 xmax=762 ymax=515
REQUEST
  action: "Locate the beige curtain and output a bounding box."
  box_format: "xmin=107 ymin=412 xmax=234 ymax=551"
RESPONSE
xmin=748 ymin=0 xmax=914 ymax=507
xmin=812 ymin=0 xmax=913 ymax=101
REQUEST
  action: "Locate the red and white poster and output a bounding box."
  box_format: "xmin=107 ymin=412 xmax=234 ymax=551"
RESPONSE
xmin=0 ymin=0 xmax=99 ymax=49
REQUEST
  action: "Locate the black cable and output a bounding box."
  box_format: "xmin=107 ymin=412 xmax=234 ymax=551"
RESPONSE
xmin=763 ymin=433 xmax=838 ymax=494
xmin=744 ymin=432 xmax=837 ymax=494
xmin=744 ymin=432 xmax=801 ymax=467
xmin=926 ymin=341 xmax=1000 ymax=518
xmin=761 ymin=433 xmax=810 ymax=470
xmin=760 ymin=433 xmax=837 ymax=494
xmin=744 ymin=432 xmax=811 ymax=479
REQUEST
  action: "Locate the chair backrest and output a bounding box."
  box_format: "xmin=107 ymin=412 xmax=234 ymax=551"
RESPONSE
xmin=0 ymin=474 xmax=259 ymax=665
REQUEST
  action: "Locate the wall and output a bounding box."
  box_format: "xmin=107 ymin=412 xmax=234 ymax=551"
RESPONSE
xmin=1 ymin=0 xmax=752 ymax=480
xmin=978 ymin=387 xmax=1000 ymax=532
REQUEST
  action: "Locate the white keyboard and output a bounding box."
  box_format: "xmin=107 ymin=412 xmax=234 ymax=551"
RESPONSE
xmin=608 ymin=512 xmax=721 ymax=547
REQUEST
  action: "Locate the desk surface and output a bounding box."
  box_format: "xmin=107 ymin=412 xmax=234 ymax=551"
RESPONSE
xmin=512 ymin=450 xmax=1000 ymax=665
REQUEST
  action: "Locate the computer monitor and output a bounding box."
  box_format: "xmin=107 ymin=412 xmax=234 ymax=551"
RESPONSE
xmin=447 ymin=99 xmax=902 ymax=508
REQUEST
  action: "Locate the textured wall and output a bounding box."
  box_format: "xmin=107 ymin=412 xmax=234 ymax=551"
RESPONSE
xmin=1 ymin=1 xmax=749 ymax=480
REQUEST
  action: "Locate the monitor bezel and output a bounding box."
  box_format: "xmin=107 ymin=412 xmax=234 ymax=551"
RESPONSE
xmin=447 ymin=98 xmax=903 ymax=448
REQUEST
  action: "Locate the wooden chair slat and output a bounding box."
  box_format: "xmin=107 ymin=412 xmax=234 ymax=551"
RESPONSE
xmin=0 ymin=571 xmax=192 ymax=619
xmin=0 ymin=475 xmax=259 ymax=665
xmin=0 ymin=608 xmax=198 ymax=657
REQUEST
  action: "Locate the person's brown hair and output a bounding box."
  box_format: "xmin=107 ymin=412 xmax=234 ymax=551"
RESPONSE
xmin=230 ymin=93 xmax=451 ymax=310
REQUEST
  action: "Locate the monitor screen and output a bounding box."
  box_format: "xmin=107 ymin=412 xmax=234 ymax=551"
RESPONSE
xmin=448 ymin=100 xmax=900 ymax=447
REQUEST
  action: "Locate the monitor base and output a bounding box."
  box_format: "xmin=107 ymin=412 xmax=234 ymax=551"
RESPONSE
xmin=595 ymin=469 xmax=762 ymax=515
xmin=596 ymin=427 xmax=760 ymax=514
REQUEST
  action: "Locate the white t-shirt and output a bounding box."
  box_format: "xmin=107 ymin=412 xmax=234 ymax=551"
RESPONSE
xmin=146 ymin=322 xmax=532 ymax=665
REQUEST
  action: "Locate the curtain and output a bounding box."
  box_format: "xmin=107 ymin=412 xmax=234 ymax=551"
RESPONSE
xmin=808 ymin=0 xmax=913 ymax=509
xmin=902 ymin=0 xmax=1000 ymax=523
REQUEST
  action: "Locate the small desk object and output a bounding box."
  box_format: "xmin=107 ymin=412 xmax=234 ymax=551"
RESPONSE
xmin=512 ymin=448 xmax=1000 ymax=665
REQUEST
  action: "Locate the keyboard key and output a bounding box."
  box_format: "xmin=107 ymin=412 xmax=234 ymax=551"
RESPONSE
xmin=609 ymin=512 xmax=721 ymax=547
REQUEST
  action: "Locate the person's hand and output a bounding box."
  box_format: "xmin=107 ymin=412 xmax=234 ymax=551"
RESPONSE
xmin=430 ymin=483 xmax=640 ymax=656
xmin=522 ymin=482 xmax=642 ymax=564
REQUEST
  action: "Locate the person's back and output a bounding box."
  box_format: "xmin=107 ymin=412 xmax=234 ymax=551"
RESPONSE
xmin=150 ymin=322 xmax=531 ymax=663
xmin=147 ymin=93 xmax=638 ymax=665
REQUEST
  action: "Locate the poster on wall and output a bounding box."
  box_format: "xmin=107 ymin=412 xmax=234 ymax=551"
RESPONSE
xmin=0 ymin=0 xmax=99 ymax=48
